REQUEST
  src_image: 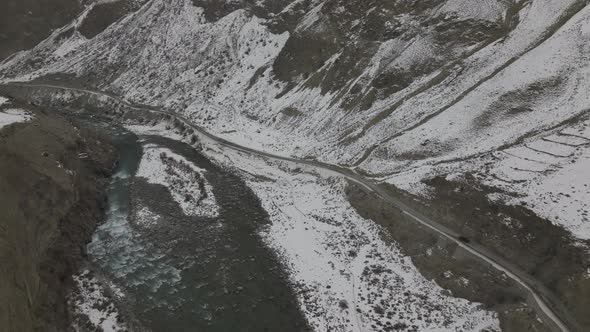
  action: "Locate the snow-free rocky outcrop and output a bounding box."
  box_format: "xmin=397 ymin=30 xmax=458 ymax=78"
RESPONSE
xmin=1 ymin=0 xmax=590 ymax=330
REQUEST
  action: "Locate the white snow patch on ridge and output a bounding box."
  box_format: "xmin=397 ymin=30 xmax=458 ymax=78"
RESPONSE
xmin=481 ymin=122 xmax=590 ymax=240
xmin=437 ymin=0 xmax=507 ymax=22
xmin=135 ymin=205 xmax=161 ymax=227
xmin=519 ymin=150 xmax=590 ymax=240
xmin=136 ymin=143 xmax=219 ymax=218
xmin=0 ymin=108 xmax=34 ymax=130
xmin=53 ymin=31 xmax=87 ymax=57
xmin=126 ymin=123 xmax=185 ymax=141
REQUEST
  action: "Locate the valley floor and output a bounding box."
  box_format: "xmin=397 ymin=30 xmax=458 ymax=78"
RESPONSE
xmin=126 ymin=122 xmax=501 ymax=332
xmin=1 ymin=83 xmax=585 ymax=332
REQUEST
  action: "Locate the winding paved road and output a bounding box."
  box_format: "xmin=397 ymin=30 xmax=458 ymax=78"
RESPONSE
xmin=0 ymin=82 xmax=579 ymax=332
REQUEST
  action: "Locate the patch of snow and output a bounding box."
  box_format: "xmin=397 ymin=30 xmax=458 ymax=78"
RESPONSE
xmin=296 ymin=2 xmax=324 ymax=32
xmin=135 ymin=143 xmax=219 ymax=218
xmin=544 ymin=134 xmax=588 ymax=146
xmin=135 ymin=205 xmax=161 ymax=227
xmin=70 ymin=270 xmax=125 ymax=332
xmin=0 ymin=108 xmax=33 ymax=130
xmin=475 ymin=117 xmax=590 ymax=240
xmin=510 ymin=147 xmax=590 ymax=240
xmin=53 ymin=31 xmax=87 ymax=57
xmin=503 ymin=146 xmax=563 ymax=164
xmin=526 ymin=140 xmax=576 ymax=158
xmin=437 ymin=0 xmax=507 ymax=22
xmin=126 ymin=122 xmax=185 ymax=141
xmin=383 ymin=165 xmax=435 ymax=197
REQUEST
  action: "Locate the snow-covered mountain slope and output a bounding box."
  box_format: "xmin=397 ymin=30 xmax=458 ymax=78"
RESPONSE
xmin=0 ymin=0 xmax=589 ymax=242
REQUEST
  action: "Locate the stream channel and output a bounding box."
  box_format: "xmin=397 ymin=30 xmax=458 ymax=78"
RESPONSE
xmin=78 ymin=117 xmax=307 ymax=331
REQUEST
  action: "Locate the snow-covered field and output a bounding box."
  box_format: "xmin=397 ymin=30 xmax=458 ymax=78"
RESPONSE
xmin=135 ymin=142 xmax=219 ymax=218
xmin=436 ymin=0 xmax=507 ymax=22
xmin=128 ymin=121 xmax=500 ymax=331
xmin=0 ymin=109 xmax=33 ymax=130
xmin=70 ymin=270 xmax=125 ymax=332
xmin=134 ymin=204 xmax=161 ymax=227
xmin=229 ymin=153 xmax=499 ymax=332
xmin=377 ymin=114 xmax=590 ymax=241
xmin=0 ymin=96 xmax=33 ymax=130
xmin=481 ymin=120 xmax=590 ymax=240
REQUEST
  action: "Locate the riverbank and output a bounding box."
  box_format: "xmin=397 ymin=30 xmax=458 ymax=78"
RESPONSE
xmin=0 ymin=96 xmax=117 ymax=331
xmin=76 ymin=130 xmax=309 ymax=331
xmin=1 ymin=82 xmax=583 ymax=331
xmin=1 ymin=85 xmax=500 ymax=330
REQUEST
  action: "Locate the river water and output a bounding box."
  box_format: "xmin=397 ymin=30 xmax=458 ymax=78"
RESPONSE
xmin=81 ymin=119 xmax=308 ymax=331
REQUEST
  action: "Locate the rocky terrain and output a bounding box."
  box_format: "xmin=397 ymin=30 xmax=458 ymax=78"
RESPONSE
xmin=1 ymin=0 xmax=589 ymax=331
xmin=1 ymin=0 xmax=588 ymax=241
xmin=0 ymin=0 xmax=82 ymax=61
xmin=0 ymin=95 xmax=116 ymax=331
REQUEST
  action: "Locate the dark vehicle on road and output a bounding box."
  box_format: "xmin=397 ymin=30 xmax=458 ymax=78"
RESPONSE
xmin=458 ymin=236 xmax=471 ymax=244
